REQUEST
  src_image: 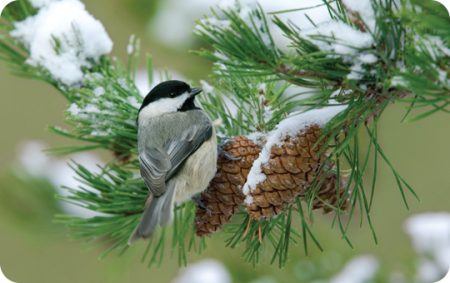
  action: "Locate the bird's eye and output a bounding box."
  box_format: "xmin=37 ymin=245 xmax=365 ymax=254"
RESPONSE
xmin=170 ymin=93 xmax=175 ymax=97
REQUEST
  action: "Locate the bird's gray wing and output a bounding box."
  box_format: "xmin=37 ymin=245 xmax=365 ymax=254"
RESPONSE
xmin=165 ymin=124 xmax=213 ymax=179
xmin=139 ymin=147 xmax=171 ymax=196
xmin=139 ymin=121 xmax=213 ymax=197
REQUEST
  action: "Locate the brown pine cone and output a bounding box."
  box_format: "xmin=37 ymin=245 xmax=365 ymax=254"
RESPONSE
xmin=312 ymin=172 xmax=350 ymax=213
xmin=245 ymin=125 xmax=327 ymax=220
xmin=195 ymin=136 xmax=261 ymax=236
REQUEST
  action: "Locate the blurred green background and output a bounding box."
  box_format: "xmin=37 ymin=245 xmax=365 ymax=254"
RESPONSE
xmin=0 ymin=1 xmax=449 ymax=282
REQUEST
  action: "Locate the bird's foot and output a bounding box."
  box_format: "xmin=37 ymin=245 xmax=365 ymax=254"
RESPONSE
xmin=192 ymin=195 xmax=213 ymax=216
xmin=218 ymin=145 xmax=241 ymax=161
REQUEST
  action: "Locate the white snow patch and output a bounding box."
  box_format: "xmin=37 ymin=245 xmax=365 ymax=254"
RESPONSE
xmin=127 ymin=34 xmax=135 ymax=55
xmin=214 ymin=62 xmax=228 ymax=72
xmin=341 ymin=0 xmax=376 ymax=32
xmin=330 ymin=255 xmax=379 ymax=283
xmin=298 ymin=17 xmax=376 ymax=81
xmin=93 ymin=86 xmax=105 ymax=97
xmin=17 ymin=141 xmax=51 ymax=177
xmin=212 ymin=118 xmax=223 ymax=128
xmin=225 ymin=0 xmax=335 ymax=51
xmin=49 ymin=153 xmax=105 ymax=218
xmin=438 ymin=69 xmax=449 ymax=86
xmin=347 ymin=63 xmax=364 ymax=80
xmin=83 ymin=104 xmax=100 ymax=115
xmin=29 ymin=0 xmax=56 ymax=8
xmin=416 ymin=259 xmax=446 ymax=283
xmin=195 ymin=17 xmax=231 ymax=35
xmin=262 ymin=106 xmax=273 ymax=121
xmin=68 ymin=103 xmax=100 ymax=119
xmin=172 ymin=259 xmax=231 ymax=283
xmin=134 ymin=70 xmax=152 ymax=96
xmin=300 ymin=21 xmax=374 ymax=56
xmin=221 ymin=95 xmax=240 ymax=119
xmin=418 ymin=35 xmax=450 ymax=60
xmin=11 ymin=0 xmax=113 ymax=85
xmin=155 ymin=0 xmax=375 ymax=55
xmin=128 ymin=96 xmax=141 ymax=109
xmin=152 ymin=0 xmax=223 ymax=47
xmin=200 ymin=80 xmax=214 ymax=94
xmin=358 ymin=53 xmax=378 ymax=64
xmin=331 ymin=88 xmax=353 ymax=98
xmin=258 ymin=83 xmax=273 ymax=122
xmin=246 ymin=132 xmax=266 ymax=145
xmin=283 ymin=85 xmax=314 ymax=98
xmin=391 ymin=76 xmax=408 ymax=87
xmin=345 ymin=53 xmax=378 ymax=81
xmin=118 ymin=78 xmax=130 ymax=90
xmin=68 ymin=103 xmax=82 ymax=116
xmin=281 ymin=85 xmax=317 ymax=111
xmin=16 ymin=140 xmax=105 ymax=218
xmin=156 ymin=0 xmax=333 ymax=50
xmin=256 ymin=0 xmax=335 ymax=52
xmin=244 ymin=195 xmax=254 ymax=206
xmin=238 ymin=6 xmax=271 ymax=45
xmin=257 ymin=83 xmax=267 ymax=94
xmin=214 ymin=51 xmax=229 ymax=61
xmin=243 ymin=105 xmax=347 ymax=200
xmin=218 ymin=0 xmax=237 ymax=10
xmin=404 ymin=212 xmax=450 ymax=282
xmin=84 ymin=72 xmax=104 ymax=82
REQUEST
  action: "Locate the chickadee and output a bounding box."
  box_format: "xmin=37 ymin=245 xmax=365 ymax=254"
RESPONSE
xmin=129 ymin=80 xmax=217 ymax=244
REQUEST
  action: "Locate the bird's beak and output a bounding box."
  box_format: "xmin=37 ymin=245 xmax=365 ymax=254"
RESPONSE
xmin=189 ymin=88 xmax=203 ymax=97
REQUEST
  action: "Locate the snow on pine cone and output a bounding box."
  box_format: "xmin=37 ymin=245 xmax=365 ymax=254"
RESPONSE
xmin=195 ymin=136 xmax=261 ymax=236
xmin=244 ymin=125 xmax=329 ymax=220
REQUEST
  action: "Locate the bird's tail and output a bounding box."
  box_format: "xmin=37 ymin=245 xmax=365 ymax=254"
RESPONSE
xmin=128 ymin=182 xmax=175 ymax=245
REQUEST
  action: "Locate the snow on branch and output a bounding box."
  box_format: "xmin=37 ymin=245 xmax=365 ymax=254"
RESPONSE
xmin=11 ymin=0 xmax=113 ymax=85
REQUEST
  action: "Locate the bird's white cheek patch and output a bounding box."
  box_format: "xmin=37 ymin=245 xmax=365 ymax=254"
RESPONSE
xmin=139 ymin=92 xmax=189 ymax=120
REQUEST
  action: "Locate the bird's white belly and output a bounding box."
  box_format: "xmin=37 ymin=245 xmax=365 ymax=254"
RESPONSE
xmin=173 ymin=132 xmax=217 ymax=204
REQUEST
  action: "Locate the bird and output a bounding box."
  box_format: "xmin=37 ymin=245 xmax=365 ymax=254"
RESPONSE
xmin=129 ymin=80 xmax=217 ymax=244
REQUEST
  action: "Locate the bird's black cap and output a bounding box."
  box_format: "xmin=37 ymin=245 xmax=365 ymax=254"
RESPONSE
xmin=139 ymin=80 xmax=203 ymax=113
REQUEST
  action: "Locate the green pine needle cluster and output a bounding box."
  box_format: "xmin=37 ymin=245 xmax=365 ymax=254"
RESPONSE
xmin=1 ymin=0 xmax=448 ymax=268
xmin=187 ymin=0 xmax=447 ymax=266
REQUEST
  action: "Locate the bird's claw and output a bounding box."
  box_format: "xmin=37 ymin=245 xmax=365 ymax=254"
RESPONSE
xmin=192 ymin=195 xmax=213 ymax=216
xmin=218 ymin=145 xmax=241 ymax=161
xmin=193 ymin=195 xmax=206 ymax=209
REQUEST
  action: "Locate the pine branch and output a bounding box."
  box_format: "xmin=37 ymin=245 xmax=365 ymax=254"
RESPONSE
xmin=194 ymin=0 xmax=448 ymax=265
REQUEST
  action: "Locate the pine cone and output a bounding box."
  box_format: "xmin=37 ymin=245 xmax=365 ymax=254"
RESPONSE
xmin=195 ymin=136 xmax=261 ymax=236
xmin=195 ymin=126 xmax=349 ymax=236
xmin=245 ymin=125 xmax=327 ymax=220
xmin=312 ymin=172 xmax=350 ymax=213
